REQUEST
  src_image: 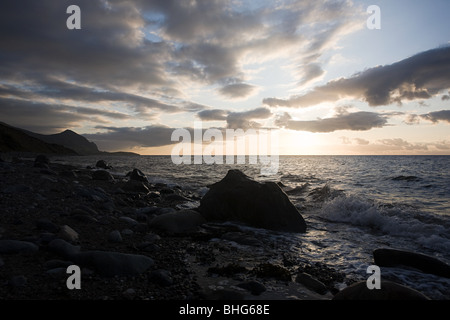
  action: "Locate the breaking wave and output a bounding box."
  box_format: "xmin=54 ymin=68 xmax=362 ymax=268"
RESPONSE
xmin=317 ymin=195 xmax=450 ymax=253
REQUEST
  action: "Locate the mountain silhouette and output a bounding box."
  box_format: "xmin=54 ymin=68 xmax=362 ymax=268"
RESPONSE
xmin=0 ymin=122 xmax=139 ymax=156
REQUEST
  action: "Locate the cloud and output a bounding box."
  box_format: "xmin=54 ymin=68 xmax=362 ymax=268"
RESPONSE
xmin=378 ymin=138 xmax=428 ymax=151
xmin=298 ymin=63 xmax=325 ymax=86
xmin=0 ymin=1 xmax=173 ymax=90
xmin=218 ymin=83 xmax=257 ymax=99
xmin=84 ymin=125 xmax=178 ymax=151
xmin=340 ymin=136 xmax=370 ymax=145
xmin=354 ymin=138 xmax=370 ymax=145
xmin=420 ymin=110 xmax=450 ymax=123
xmin=155 ymin=0 xmax=363 ymax=89
xmin=404 ymin=114 xmax=420 ymax=125
xmin=226 ymin=107 xmax=272 ymax=129
xmin=403 ymin=110 xmax=450 ymax=125
xmin=276 ymin=111 xmax=388 ymax=133
xmin=197 ymin=109 xmax=228 ymax=121
xmin=0 ymin=79 xmax=184 ymax=119
xmin=0 ymin=97 xmax=132 ymax=133
xmin=197 ymin=107 xmax=272 ymax=130
xmin=264 ymin=46 xmax=450 ymax=108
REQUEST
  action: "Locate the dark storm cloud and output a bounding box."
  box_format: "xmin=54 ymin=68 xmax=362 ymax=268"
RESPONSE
xmin=264 ymin=46 xmax=450 ymax=108
xmin=0 ymin=0 xmax=172 ymax=89
xmin=276 ymin=111 xmax=388 ymax=133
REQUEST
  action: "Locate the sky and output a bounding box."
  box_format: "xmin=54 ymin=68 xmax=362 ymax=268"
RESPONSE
xmin=0 ymin=0 xmax=449 ymax=155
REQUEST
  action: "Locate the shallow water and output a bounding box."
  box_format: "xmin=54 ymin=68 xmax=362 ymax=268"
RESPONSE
xmin=54 ymin=155 xmax=450 ymax=299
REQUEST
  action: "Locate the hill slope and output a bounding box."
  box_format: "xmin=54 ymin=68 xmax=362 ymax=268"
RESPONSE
xmin=26 ymin=129 xmax=100 ymax=155
xmin=0 ymin=123 xmax=78 ymax=155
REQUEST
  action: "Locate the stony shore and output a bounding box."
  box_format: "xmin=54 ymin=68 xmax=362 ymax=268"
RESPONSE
xmin=0 ymin=155 xmax=433 ymax=300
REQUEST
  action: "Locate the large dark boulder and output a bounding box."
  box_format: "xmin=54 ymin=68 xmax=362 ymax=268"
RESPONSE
xmin=95 ymin=160 xmax=112 ymax=169
xmin=332 ymin=280 xmax=429 ymax=300
xmin=126 ymin=168 xmax=148 ymax=183
xmin=198 ymin=170 xmax=307 ymax=233
xmin=373 ymin=248 xmax=450 ymax=278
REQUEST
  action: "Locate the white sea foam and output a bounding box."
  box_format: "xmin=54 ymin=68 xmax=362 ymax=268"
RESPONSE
xmin=317 ymin=195 xmax=450 ymax=254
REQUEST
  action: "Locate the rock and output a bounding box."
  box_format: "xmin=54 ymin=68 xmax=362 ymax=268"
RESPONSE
xmin=155 ymin=207 xmax=176 ymax=215
xmin=332 ymin=280 xmax=430 ymax=300
xmin=44 ymin=259 xmax=74 ymax=270
xmin=58 ymin=225 xmax=79 ymax=243
xmin=96 ymin=160 xmax=112 ymax=169
xmin=237 ymin=280 xmax=266 ymax=296
xmin=295 ymin=272 xmax=328 ymax=295
xmin=137 ymin=242 xmax=160 ymax=252
xmin=92 ymin=170 xmax=115 ymax=181
xmin=47 ymin=239 xmax=154 ymax=277
xmin=34 ymin=155 xmax=50 ymax=168
xmin=198 ymin=170 xmax=307 ymax=233
xmin=47 ymin=239 xmax=81 ymax=259
xmin=373 ymin=248 xmax=450 ymax=278
xmin=127 ymin=168 xmax=148 ymax=183
xmin=0 ymin=240 xmax=39 ymax=254
xmin=35 ymin=218 xmax=60 ymax=233
xmin=46 ymin=267 xmax=67 ymax=275
xmin=75 ymin=186 xmax=111 ymax=201
xmin=119 ymin=216 xmax=138 ymax=226
xmin=70 ymin=214 xmax=98 ymax=223
xmin=108 ymin=230 xmax=123 ymax=243
xmin=2 ymin=184 xmax=32 ymax=194
xmin=163 ymin=193 xmax=190 ymax=202
xmin=122 ymin=288 xmax=136 ymax=300
xmin=38 ymin=232 xmax=57 ymax=245
xmin=143 ymin=233 xmax=161 ymax=243
xmin=74 ymin=250 xmax=154 ymax=277
xmin=9 ymin=275 xmax=27 ymax=287
xmin=121 ymin=229 xmax=134 ymax=236
xmin=149 ymin=269 xmax=173 ymax=286
xmin=148 ymin=209 xmax=206 ymax=234
xmin=160 ymin=188 xmax=174 ymax=195
xmin=252 ymin=263 xmax=291 ymax=281
xmin=60 ymin=170 xmax=78 ymax=178
xmin=122 ymin=180 xmax=149 ymax=193
xmin=203 ymin=289 xmax=245 ymax=300
xmin=208 ymin=264 xmax=248 ymax=276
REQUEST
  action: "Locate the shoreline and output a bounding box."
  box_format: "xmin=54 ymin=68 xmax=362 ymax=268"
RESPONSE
xmin=0 ymin=155 xmax=339 ymax=300
xmin=0 ymin=155 xmax=444 ymax=300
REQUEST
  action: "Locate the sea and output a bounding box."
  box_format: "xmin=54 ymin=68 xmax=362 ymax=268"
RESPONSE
xmin=54 ymin=155 xmax=450 ymax=299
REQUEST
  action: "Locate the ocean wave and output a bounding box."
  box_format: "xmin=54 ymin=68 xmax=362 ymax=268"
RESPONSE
xmin=317 ymin=195 xmax=450 ymax=253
